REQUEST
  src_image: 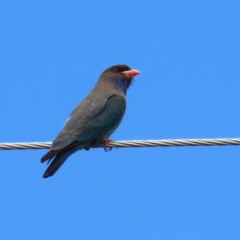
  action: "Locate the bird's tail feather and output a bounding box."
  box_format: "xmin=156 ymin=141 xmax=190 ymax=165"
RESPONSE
xmin=42 ymin=148 xmax=78 ymax=178
xmin=41 ymin=150 xmax=57 ymax=163
xmin=41 ymin=141 xmax=81 ymax=163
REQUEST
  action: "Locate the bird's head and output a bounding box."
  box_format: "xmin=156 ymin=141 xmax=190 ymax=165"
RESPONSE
xmin=99 ymin=64 xmax=140 ymax=94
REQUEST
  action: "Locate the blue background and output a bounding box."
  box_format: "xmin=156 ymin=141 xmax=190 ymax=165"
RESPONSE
xmin=1 ymin=1 xmax=240 ymax=239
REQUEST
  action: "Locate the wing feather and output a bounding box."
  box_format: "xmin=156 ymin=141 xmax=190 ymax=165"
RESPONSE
xmin=51 ymin=94 xmax=126 ymax=150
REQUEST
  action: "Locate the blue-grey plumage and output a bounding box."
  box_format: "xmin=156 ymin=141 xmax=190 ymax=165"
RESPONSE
xmin=41 ymin=64 xmax=140 ymax=178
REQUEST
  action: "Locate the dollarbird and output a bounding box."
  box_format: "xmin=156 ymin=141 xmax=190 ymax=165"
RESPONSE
xmin=41 ymin=64 xmax=140 ymax=178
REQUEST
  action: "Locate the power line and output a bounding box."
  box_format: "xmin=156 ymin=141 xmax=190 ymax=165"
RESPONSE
xmin=1 ymin=138 xmax=240 ymax=150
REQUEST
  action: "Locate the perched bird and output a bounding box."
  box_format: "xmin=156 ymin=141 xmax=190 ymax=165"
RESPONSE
xmin=41 ymin=64 xmax=140 ymax=178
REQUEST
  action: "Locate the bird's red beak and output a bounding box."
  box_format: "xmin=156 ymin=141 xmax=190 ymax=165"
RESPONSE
xmin=121 ymin=69 xmax=140 ymax=78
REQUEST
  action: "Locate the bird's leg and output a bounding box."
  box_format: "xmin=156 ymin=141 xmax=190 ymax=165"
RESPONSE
xmin=103 ymin=138 xmax=113 ymax=152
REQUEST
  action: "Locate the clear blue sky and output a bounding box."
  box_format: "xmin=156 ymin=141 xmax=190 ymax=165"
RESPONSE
xmin=1 ymin=1 xmax=240 ymax=239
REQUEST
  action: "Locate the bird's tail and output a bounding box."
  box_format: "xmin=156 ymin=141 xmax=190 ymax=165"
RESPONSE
xmin=42 ymin=148 xmax=78 ymax=178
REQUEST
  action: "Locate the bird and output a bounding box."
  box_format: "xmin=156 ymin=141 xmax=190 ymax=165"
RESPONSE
xmin=41 ymin=64 xmax=140 ymax=178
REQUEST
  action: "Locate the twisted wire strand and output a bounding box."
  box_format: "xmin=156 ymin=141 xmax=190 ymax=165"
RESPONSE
xmin=1 ymin=138 xmax=240 ymax=150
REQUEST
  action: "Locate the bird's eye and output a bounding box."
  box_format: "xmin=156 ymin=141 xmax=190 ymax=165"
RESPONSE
xmin=112 ymin=67 xmax=118 ymax=71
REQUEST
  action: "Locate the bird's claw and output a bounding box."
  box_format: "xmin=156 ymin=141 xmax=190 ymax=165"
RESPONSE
xmin=103 ymin=138 xmax=113 ymax=152
xmin=105 ymin=147 xmax=112 ymax=152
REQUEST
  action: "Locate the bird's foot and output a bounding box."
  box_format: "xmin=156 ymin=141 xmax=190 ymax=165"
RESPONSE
xmin=103 ymin=138 xmax=113 ymax=152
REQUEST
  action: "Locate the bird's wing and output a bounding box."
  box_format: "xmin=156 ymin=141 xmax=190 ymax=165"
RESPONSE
xmin=72 ymin=94 xmax=126 ymax=142
xmin=51 ymin=93 xmax=110 ymax=150
xmin=51 ymin=94 xmax=125 ymax=150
